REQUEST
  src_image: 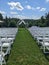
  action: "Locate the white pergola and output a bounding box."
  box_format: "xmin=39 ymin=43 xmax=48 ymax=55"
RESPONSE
xmin=17 ymin=19 xmax=26 ymax=27
xmin=19 ymin=20 xmax=26 ymax=25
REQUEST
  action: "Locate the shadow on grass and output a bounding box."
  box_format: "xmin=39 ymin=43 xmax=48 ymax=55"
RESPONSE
xmin=44 ymin=53 xmax=49 ymax=61
xmin=5 ymin=54 xmax=10 ymax=62
xmin=35 ymin=42 xmax=49 ymax=61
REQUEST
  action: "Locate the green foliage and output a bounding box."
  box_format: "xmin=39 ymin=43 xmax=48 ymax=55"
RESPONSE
xmin=28 ymin=21 xmax=33 ymax=27
xmin=45 ymin=12 xmax=49 ymax=26
xmin=9 ymin=20 xmax=17 ymax=27
xmin=4 ymin=16 xmax=9 ymax=27
xmin=24 ymin=19 xmax=34 ymax=27
xmin=0 ymin=13 xmax=3 ymax=20
xmin=0 ymin=22 xmax=3 ymax=27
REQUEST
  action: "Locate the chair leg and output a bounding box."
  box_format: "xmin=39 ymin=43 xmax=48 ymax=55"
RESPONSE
xmin=3 ymin=58 xmax=6 ymax=65
xmin=40 ymin=46 xmax=43 ymax=49
xmin=43 ymin=46 xmax=46 ymax=53
xmin=37 ymin=40 xmax=39 ymax=45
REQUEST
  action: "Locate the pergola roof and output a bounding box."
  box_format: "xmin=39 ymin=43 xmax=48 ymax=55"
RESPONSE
xmin=18 ymin=19 xmax=26 ymax=25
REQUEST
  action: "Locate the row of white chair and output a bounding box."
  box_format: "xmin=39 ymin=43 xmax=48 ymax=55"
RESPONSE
xmin=0 ymin=28 xmax=18 ymax=65
xmin=28 ymin=26 xmax=49 ymax=53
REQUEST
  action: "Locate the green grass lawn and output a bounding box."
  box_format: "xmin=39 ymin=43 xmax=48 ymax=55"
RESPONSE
xmin=7 ymin=28 xmax=49 ymax=65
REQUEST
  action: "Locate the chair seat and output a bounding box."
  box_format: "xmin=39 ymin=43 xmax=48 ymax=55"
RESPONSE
xmin=2 ymin=43 xmax=10 ymax=47
xmin=37 ymin=37 xmax=49 ymax=40
xmin=44 ymin=42 xmax=49 ymax=46
xmin=1 ymin=38 xmax=7 ymax=41
xmin=2 ymin=38 xmax=12 ymax=43
xmin=8 ymin=38 xmax=14 ymax=41
xmin=37 ymin=37 xmax=43 ymax=41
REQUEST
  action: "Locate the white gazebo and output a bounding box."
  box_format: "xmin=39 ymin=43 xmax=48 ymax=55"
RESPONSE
xmin=19 ymin=19 xmax=26 ymax=25
xmin=17 ymin=19 xmax=26 ymax=27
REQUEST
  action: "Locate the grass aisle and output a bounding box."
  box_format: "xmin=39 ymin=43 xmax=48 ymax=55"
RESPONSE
xmin=7 ymin=28 xmax=49 ymax=65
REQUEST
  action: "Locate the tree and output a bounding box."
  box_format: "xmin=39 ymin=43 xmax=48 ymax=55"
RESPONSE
xmin=40 ymin=16 xmax=46 ymax=27
xmin=45 ymin=12 xmax=49 ymax=26
xmin=4 ymin=16 xmax=9 ymax=27
xmin=0 ymin=13 xmax=3 ymax=20
xmin=41 ymin=16 xmax=45 ymax=23
xmin=9 ymin=20 xmax=16 ymax=27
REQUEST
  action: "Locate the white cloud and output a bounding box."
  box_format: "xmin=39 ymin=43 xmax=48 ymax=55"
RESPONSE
xmin=0 ymin=10 xmax=5 ymax=14
xmin=10 ymin=12 xmax=18 ymax=14
xmin=36 ymin=7 xmax=40 ymax=10
xmin=25 ymin=5 xmax=46 ymax=12
xmin=26 ymin=5 xmax=32 ymax=9
xmin=26 ymin=5 xmax=35 ymax=10
xmin=10 ymin=7 xmax=15 ymax=10
xmin=40 ymin=8 xmax=46 ymax=11
xmin=46 ymin=0 xmax=49 ymax=2
xmin=8 ymin=2 xmax=24 ymax=11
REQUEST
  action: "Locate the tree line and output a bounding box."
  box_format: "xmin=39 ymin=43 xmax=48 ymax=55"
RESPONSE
xmin=0 ymin=13 xmax=19 ymax=27
xmin=32 ymin=12 xmax=49 ymax=27
xmin=0 ymin=12 xmax=49 ymax=27
xmin=25 ymin=12 xmax=49 ymax=27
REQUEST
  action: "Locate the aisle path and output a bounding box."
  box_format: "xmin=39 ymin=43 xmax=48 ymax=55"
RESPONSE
xmin=7 ymin=28 xmax=49 ymax=65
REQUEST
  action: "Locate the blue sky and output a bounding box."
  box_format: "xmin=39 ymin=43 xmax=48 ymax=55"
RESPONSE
xmin=0 ymin=0 xmax=49 ymax=19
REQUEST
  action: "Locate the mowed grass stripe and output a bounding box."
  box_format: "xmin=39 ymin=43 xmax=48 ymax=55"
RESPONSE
xmin=7 ymin=28 xmax=49 ymax=65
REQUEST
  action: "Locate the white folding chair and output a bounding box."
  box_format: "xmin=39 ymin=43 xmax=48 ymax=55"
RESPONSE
xmin=42 ymin=38 xmax=49 ymax=53
xmin=0 ymin=40 xmax=6 ymax=65
xmin=0 ymin=46 xmax=11 ymax=65
xmin=0 ymin=52 xmax=6 ymax=65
